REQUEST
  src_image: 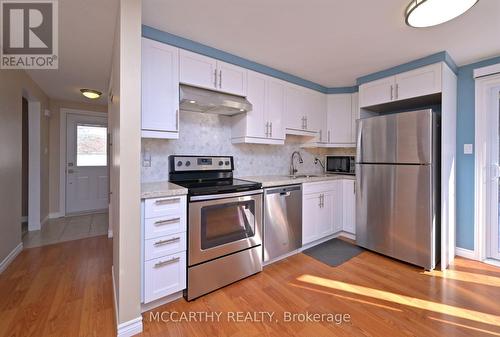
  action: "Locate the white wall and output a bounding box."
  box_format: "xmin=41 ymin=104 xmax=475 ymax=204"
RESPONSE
xmin=0 ymin=70 xmax=49 ymax=263
xmin=109 ymin=0 xmax=142 ymax=330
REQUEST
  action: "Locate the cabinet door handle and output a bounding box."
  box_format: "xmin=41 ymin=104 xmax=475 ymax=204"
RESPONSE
xmin=319 ymin=129 xmax=322 ymax=142
xmin=328 ymin=130 xmax=331 ymax=143
xmin=265 ymin=122 xmax=269 ymax=137
xmin=155 ymin=198 xmax=180 ymax=205
xmin=305 ymin=117 xmax=308 ymax=130
xmin=270 ymin=122 xmax=273 ymax=137
xmin=395 ymin=84 xmax=399 ymax=100
xmin=354 ymin=181 xmax=356 ymax=194
xmin=214 ymin=69 xmax=218 ymax=88
xmin=154 ymin=217 xmax=181 ymax=226
xmin=390 ymin=85 xmax=394 ymax=101
xmin=154 ymin=256 xmax=180 ymax=268
xmin=219 ymin=70 xmax=222 ymax=89
xmin=154 ymin=237 xmax=181 ymax=246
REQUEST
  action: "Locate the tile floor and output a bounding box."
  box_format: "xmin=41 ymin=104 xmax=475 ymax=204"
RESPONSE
xmin=22 ymin=212 xmax=109 ymax=248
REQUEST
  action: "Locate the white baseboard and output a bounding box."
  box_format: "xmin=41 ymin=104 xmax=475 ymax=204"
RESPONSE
xmin=337 ymin=231 xmax=356 ymax=241
xmin=455 ymin=247 xmax=477 ymax=260
xmin=113 ymin=265 xmax=143 ymax=337
xmin=108 ymin=229 xmax=113 ymax=239
xmin=49 ymin=212 xmax=64 ymax=219
xmin=0 ymin=243 xmax=23 ymax=273
xmin=117 ymin=317 xmax=143 ymax=337
xmin=141 ymin=291 xmax=183 ymax=313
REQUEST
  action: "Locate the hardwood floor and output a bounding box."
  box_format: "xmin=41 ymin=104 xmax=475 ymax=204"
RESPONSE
xmin=1 ymin=236 xmax=500 ymax=337
xmin=0 ymin=236 xmax=115 ymax=337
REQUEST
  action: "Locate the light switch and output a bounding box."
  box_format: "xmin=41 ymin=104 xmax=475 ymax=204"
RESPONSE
xmin=464 ymin=144 xmax=473 ymax=154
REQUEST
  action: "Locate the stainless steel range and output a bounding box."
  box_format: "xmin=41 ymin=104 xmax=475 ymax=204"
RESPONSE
xmin=169 ymin=155 xmax=263 ymax=301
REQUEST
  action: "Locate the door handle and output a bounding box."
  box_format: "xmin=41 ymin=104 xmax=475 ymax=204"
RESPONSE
xmin=214 ymin=69 xmax=218 ymax=88
xmin=219 ymin=70 xmax=222 ymax=88
xmin=390 ymin=85 xmax=394 ymax=101
xmin=270 ymin=122 xmax=273 ymax=137
xmin=265 ymin=122 xmax=269 ymax=137
xmin=395 ymin=84 xmax=399 ymax=100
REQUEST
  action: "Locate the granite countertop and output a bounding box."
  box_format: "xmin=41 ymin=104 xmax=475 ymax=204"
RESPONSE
xmin=241 ymin=174 xmax=355 ymax=188
xmin=141 ymin=181 xmax=188 ymax=199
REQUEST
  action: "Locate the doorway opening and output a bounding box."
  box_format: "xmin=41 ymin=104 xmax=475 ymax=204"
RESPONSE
xmin=475 ymin=71 xmax=500 ymax=265
xmin=21 ymin=98 xmax=29 ymax=237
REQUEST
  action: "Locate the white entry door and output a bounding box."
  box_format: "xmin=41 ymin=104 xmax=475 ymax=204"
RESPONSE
xmin=66 ymin=114 xmax=109 ymax=214
xmin=488 ymin=90 xmax=500 ymax=261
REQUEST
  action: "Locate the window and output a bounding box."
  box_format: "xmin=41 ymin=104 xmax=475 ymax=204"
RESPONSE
xmin=76 ymin=124 xmax=107 ymax=167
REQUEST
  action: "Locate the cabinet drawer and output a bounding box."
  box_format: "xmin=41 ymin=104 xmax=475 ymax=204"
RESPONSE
xmin=145 ymin=196 xmax=186 ymax=219
xmin=303 ymin=181 xmax=337 ymax=195
xmin=144 ymin=252 xmax=186 ymax=303
xmin=145 ymin=232 xmax=187 ymax=261
xmin=145 ymin=214 xmax=186 ymax=240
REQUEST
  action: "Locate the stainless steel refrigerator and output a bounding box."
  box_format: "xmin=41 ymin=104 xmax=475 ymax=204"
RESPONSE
xmin=355 ymin=109 xmax=440 ymax=270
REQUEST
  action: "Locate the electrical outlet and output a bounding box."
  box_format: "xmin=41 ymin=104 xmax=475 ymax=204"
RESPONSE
xmin=142 ymin=152 xmax=152 ymax=167
xmin=464 ymin=144 xmax=473 ymax=155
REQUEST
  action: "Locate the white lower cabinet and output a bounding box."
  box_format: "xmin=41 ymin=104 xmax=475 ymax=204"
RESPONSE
xmin=142 ymin=195 xmax=187 ymax=304
xmin=302 ymin=182 xmax=340 ymax=245
xmin=144 ymin=252 xmax=186 ymax=303
xmin=340 ymin=180 xmax=356 ymax=235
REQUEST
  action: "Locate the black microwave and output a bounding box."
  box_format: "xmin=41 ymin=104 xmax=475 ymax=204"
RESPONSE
xmin=325 ymin=155 xmax=355 ymax=175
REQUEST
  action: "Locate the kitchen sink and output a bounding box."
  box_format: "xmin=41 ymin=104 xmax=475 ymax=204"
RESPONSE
xmin=289 ymin=174 xmax=321 ymax=179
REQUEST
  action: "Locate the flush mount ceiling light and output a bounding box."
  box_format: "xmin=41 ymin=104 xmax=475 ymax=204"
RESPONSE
xmin=80 ymin=88 xmax=102 ymax=99
xmin=405 ymin=0 xmax=478 ymax=28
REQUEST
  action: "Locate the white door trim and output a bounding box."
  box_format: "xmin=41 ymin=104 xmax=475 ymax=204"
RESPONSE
xmin=474 ymin=72 xmax=500 ymax=261
xmin=59 ymin=108 xmax=107 ymax=216
xmin=26 ymin=99 xmax=41 ymax=231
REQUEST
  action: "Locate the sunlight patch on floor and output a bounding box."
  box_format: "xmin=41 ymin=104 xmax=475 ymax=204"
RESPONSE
xmin=422 ymin=269 xmax=500 ymax=287
xmin=296 ymin=274 xmax=500 ymax=326
xmin=428 ymin=316 xmax=500 ymax=336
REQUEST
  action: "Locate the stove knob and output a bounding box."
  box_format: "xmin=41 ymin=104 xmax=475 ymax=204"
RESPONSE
xmin=177 ymin=161 xmax=182 ymax=167
xmin=225 ymin=161 xmax=230 ymax=166
xmin=218 ymin=161 xmax=224 ymax=166
xmin=185 ymin=161 xmax=191 ymax=167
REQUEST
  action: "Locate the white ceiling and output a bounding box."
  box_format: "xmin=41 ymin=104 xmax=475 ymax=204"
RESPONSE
xmin=27 ymin=0 xmax=118 ymax=105
xmin=143 ymin=0 xmax=500 ymax=87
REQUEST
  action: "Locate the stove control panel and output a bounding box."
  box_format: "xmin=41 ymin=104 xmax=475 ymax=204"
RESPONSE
xmin=170 ymin=156 xmax=233 ymax=172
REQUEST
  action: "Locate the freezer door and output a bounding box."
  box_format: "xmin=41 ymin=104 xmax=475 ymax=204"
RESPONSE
xmin=356 ymin=163 xmax=437 ymax=269
xmin=356 ymin=109 xmax=433 ymax=164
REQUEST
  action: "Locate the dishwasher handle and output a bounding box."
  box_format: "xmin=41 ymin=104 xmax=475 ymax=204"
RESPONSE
xmin=265 ymin=185 xmax=301 ymax=195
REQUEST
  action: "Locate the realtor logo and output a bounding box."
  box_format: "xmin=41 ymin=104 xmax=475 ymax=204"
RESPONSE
xmin=1 ymin=0 xmax=58 ymax=69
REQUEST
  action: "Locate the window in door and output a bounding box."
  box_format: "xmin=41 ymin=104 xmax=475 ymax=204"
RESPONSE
xmin=76 ymin=124 xmax=107 ymax=167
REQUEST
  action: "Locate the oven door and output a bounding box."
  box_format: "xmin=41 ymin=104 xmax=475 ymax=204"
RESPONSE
xmin=188 ymin=190 xmax=263 ymax=266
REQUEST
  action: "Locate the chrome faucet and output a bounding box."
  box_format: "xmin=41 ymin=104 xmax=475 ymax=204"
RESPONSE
xmin=290 ymin=151 xmax=303 ymax=176
xmin=314 ymin=157 xmax=325 ymax=172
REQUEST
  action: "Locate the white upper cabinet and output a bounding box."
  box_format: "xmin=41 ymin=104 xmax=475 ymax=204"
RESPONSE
xmin=285 ymin=84 xmax=307 ymax=131
xmin=179 ymin=50 xmax=247 ymax=96
xmin=217 ymin=61 xmax=247 ymax=96
xmin=326 ymin=94 xmax=352 ymax=144
xmin=266 ymin=78 xmax=286 ymax=141
xmin=305 ymin=90 xmax=325 ymax=134
xmin=231 ymin=71 xmax=285 ymax=144
xmin=359 ymin=63 xmax=443 ymax=108
xmin=351 ymin=92 xmax=359 ymax=144
xmin=141 ymin=38 xmax=180 ymax=139
xmin=359 ymin=76 xmax=395 ymax=108
xmin=394 ymin=63 xmax=441 ymax=101
xmin=179 ymin=49 xmax=218 ymax=91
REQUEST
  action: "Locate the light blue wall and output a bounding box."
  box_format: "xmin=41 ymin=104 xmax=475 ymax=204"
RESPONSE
xmin=456 ymin=56 xmax=500 ymax=250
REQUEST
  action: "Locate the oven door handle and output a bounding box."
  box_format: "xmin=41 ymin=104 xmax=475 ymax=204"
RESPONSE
xmin=190 ymin=189 xmax=263 ymax=201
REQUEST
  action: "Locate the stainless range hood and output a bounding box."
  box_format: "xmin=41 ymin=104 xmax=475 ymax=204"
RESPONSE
xmin=179 ymin=85 xmax=252 ymax=115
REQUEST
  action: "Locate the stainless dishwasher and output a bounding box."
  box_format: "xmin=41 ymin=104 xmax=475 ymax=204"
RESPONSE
xmin=263 ymin=185 xmax=302 ymax=262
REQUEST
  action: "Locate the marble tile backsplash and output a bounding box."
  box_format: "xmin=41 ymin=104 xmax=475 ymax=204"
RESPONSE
xmin=141 ymin=111 xmax=355 ymax=182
